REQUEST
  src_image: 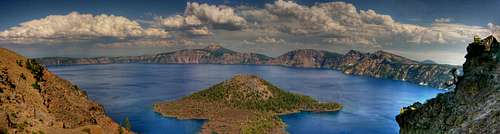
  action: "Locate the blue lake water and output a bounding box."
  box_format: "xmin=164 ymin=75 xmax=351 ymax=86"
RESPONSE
xmin=48 ymin=64 xmax=444 ymax=134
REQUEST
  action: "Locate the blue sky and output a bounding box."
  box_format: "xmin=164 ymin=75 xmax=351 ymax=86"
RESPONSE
xmin=0 ymin=0 xmax=499 ymax=65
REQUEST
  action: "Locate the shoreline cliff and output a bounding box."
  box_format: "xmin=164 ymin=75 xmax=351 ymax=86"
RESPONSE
xmin=396 ymin=35 xmax=500 ymax=133
xmin=35 ymin=45 xmax=457 ymax=89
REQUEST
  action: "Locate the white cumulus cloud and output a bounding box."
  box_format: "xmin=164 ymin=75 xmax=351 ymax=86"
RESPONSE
xmin=154 ymin=15 xmax=202 ymax=29
xmin=154 ymin=2 xmax=246 ymax=30
xmin=187 ymin=26 xmax=212 ymax=36
xmin=1 ymin=0 xmax=497 ymax=65
xmin=264 ymin=0 xmax=345 ymax=33
xmin=0 ymin=12 xmax=168 ymax=39
xmin=185 ymin=2 xmax=246 ymax=27
xmin=488 ymin=23 xmax=500 ymax=38
xmin=246 ymin=0 xmax=491 ymax=46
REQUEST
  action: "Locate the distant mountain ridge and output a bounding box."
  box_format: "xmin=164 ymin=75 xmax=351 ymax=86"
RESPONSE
xmin=36 ymin=45 xmax=457 ymax=89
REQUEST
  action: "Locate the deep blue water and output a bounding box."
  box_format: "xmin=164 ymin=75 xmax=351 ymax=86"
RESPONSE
xmin=48 ymin=64 xmax=444 ymax=134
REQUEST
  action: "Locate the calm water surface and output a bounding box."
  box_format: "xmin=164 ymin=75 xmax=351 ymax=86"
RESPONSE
xmin=48 ymin=64 xmax=444 ymax=134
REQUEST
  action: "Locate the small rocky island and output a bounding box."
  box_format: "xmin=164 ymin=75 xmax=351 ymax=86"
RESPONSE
xmin=154 ymin=75 xmax=342 ymax=134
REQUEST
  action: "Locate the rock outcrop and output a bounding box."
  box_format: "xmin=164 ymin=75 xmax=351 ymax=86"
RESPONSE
xmin=0 ymin=48 xmax=131 ymax=134
xmin=267 ymin=49 xmax=343 ymax=68
xmin=396 ymin=35 xmax=500 ymax=133
xmin=154 ymin=74 xmax=342 ymax=134
xmin=332 ymin=50 xmax=457 ymax=88
xmin=36 ymin=45 xmax=456 ymax=89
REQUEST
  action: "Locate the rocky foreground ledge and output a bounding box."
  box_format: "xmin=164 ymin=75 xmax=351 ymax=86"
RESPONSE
xmin=36 ymin=45 xmax=457 ymax=89
xmin=154 ymin=74 xmax=342 ymax=134
xmin=0 ymin=48 xmax=132 ymax=134
xmin=396 ymin=35 xmax=500 ymax=133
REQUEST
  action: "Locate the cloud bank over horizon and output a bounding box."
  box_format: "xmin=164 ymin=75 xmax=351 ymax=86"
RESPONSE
xmin=1 ymin=0 xmax=499 ymax=65
xmin=0 ymin=12 xmax=168 ymax=39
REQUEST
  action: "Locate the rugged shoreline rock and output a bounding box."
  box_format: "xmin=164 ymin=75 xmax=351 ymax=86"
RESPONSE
xmin=396 ymin=35 xmax=500 ymax=133
xmin=35 ymin=45 xmax=456 ymax=89
xmin=332 ymin=50 xmax=458 ymax=88
xmin=0 ymin=48 xmax=132 ymax=134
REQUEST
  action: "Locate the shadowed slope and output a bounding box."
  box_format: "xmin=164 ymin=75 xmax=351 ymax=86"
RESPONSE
xmin=397 ymin=35 xmax=500 ymax=133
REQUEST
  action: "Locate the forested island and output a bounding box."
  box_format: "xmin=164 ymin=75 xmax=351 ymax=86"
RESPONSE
xmin=154 ymin=74 xmax=342 ymax=134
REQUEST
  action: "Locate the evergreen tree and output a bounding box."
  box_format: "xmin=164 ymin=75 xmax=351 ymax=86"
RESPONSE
xmin=123 ymin=117 xmax=132 ymax=130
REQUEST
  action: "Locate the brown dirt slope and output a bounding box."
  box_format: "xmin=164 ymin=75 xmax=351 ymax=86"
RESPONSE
xmin=0 ymin=48 xmax=132 ymax=134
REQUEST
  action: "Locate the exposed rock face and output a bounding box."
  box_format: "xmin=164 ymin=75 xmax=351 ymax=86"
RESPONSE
xmin=0 ymin=48 xmax=131 ymax=134
xmin=36 ymin=45 xmax=456 ymax=89
xmin=332 ymin=50 xmax=457 ymax=88
xmin=38 ymin=45 xmax=271 ymax=65
xmin=267 ymin=49 xmax=342 ymax=68
xmin=396 ymin=35 xmax=500 ymax=134
xmin=148 ymin=45 xmax=271 ymax=64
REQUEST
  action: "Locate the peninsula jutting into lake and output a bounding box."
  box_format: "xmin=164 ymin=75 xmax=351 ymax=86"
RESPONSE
xmin=154 ymin=74 xmax=342 ymax=134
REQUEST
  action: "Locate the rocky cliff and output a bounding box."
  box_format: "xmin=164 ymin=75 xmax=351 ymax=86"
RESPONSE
xmin=267 ymin=49 xmax=343 ymax=68
xmin=0 ymin=48 xmax=131 ymax=134
xmin=36 ymin=45 xmax=456 ymax=89
xmin=396 ymin=35 xmax=500 ymax=133
xmin=38 ymin=45 xmax=271 ymax=65
xmin=332 ymin=50 xmax=457 ymax=88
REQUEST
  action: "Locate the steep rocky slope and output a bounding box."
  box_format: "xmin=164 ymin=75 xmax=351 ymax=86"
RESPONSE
xmin=36 ymin=45 xmax=456 ymax=89
xmin=38 ymin=45 xmax=271 ymax=65
xmin=267 ymin=49 xmax=343 ymax=68
xmin=332 ymin=50 xmax=457 ymax=88
xmin=396 ymin=35 xmax=500 ymax=133
xmin=146 ymin=45 xmax=271 ymax=64
xmin=154 ymin=74 xmax=342 ymax=134
xmin=0 ymin=48 xmax=130 ymax=134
